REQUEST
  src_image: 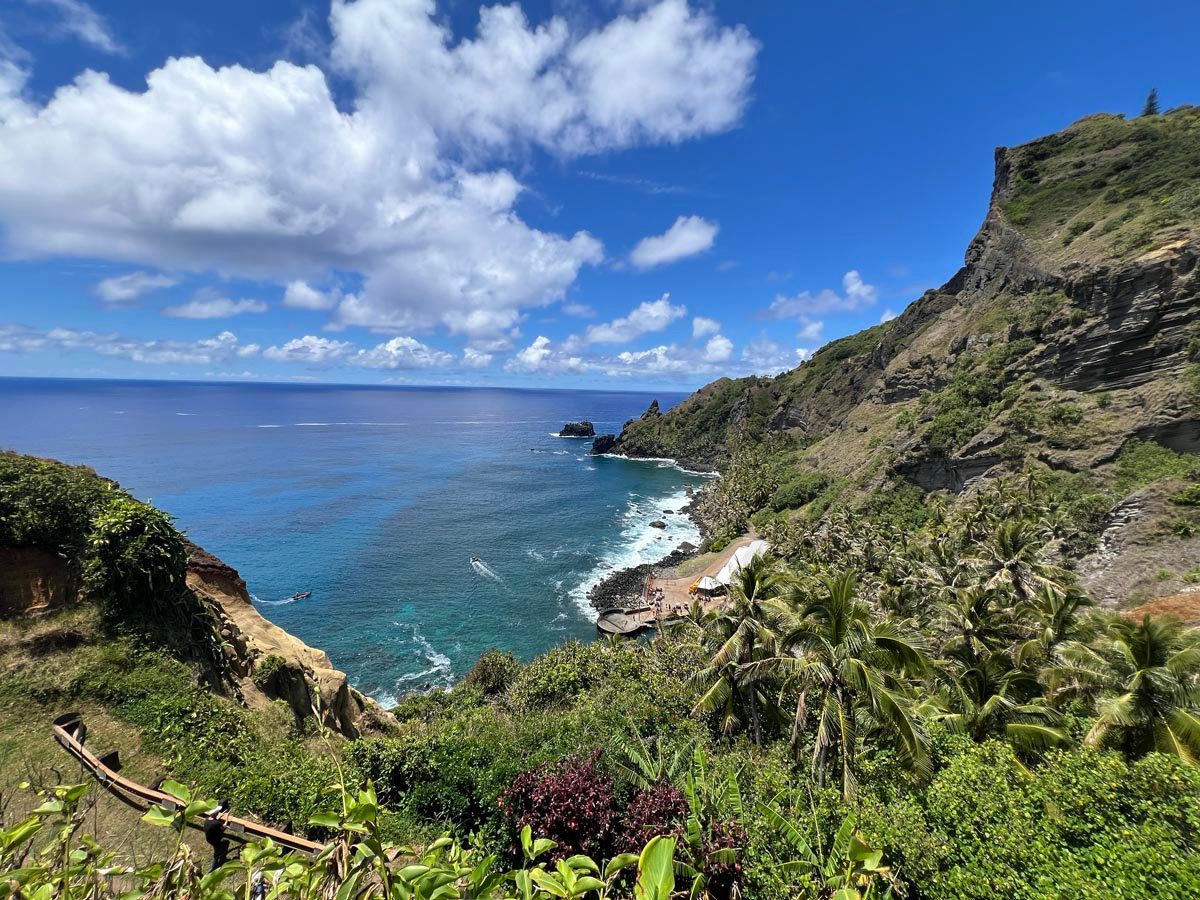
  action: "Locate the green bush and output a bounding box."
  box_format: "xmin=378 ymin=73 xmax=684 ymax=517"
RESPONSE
xmin=1115 ymin=440 xmax=1200 ymax=492
xmin=252 ymin=653 xmax=287 ymax=688
xmin=1047 ymin=401 xmax=1084 ymax=426
xmin=0 ymin=453 xmax=114 ymax=551
xmin=865 ymin=742 xmax=1200 ymax=899
xmin=1172 ymin=483 xmax=1200 ymax=506
xmin=464 ymin=648 xmax=521 ymax=696
xmin=769 ymin=470 xmax=831 ymax=511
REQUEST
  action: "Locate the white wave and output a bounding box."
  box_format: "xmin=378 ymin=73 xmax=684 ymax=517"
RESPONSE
xmin=567 ymin=486 xmax=701 ymax=621
xmin=526 ymin=549 xmax=545 ymax=561
xmin=372 ymin=622 xmax=455 ymax=704
xmin=254 ymin=591 xmax=310 ymax=606
xmin=593 ymin=452 xmax=717 ymax=477
xmin=175 ymin=412 xmax=195 ymax=416
xmin=294 ymin=421 xmax=407 ymax=427
xmin=256 ymin=424 xmax=285 ymax=428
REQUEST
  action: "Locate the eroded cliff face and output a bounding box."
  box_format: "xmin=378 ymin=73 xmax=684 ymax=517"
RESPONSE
xmin=0 ymin=548 xmax=80 ymax=616
xmin=607 ymin=108 xmax=1200 ymax=497
xmin=185 ymin=543 xmax=390 ymax=738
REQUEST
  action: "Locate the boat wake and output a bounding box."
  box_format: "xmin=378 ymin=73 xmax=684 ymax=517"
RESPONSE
xmin=251 ymin=592 xmax=310 ymax=606
xmin=471 ymin=557 xmax=505 ymax=584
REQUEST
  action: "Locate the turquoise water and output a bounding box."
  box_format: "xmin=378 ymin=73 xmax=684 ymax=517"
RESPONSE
xmin=0 ymin=378 xmax=707 ymax=702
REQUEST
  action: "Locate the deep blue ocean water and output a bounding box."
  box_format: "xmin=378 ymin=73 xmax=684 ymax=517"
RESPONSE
xmin=0 ymin=378 xmax=707 ymax=703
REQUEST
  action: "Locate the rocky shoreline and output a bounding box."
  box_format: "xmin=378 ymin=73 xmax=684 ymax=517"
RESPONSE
xmin=586 ymin=490 xmax=711 ymax=612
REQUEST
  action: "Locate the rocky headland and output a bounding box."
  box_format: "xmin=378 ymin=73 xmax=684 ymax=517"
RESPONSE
xmin=185 ymin=543 xmax=389 ymax=736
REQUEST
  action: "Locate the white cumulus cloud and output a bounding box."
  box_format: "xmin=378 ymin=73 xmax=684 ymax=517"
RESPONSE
xmin=767 ymin=270 xmax=878 ymax=318
xmin=584 ymin=294 xmax=686 ymax=344
xmin=703 ymin=334 xmax=733 ymax=362
xmin=354 ymin=335 xmax=454 ymax=370
xmin=0 ymin=323 xmax=255 ymax=365
xmin=164 ymin=293 xmax=268 ymax=319
xmin=692 ymin=315 xmax=720 ymax=338
xmin=0 ymin=1 xmax=757 ymax=348
xmin=630 ymin=215 xmax=718 ymax=269
xmin=505 ymin=335 xmax=585 ymax=374
xmin=283 ymin=280 xmax=342 ymax=311
xmin=94 ymin=271 xmax=178 ymax=304
xmin=263 ymin=335 xmax=354 ymax=365
xmin=462 ymin=347 xmax=493 ymax=368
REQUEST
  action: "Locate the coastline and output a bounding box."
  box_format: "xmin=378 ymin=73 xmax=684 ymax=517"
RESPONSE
xmin=584 ymin=481 xmax=712 ymax=613
xmin=591 ymin=451 xmax=719 ymax=478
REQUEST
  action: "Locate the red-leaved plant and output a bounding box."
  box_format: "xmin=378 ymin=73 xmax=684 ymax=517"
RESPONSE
xmin=620 ymin=780 xmax=689 ymax=851
xmin=498 ymin=749 xmax=619 ymax=861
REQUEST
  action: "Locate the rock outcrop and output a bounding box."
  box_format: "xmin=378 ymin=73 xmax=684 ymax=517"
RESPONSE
xmin=559 ymin=421 xmax=596 ymax=437
xmin=185 ymin=543 xmax=390 ymax=737
xmin=591 ymin=434 xmax=618 ymax=455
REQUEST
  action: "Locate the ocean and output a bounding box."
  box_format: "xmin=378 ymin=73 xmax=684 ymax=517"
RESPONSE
xmin=0 ymin=377 xmax=707 ymax=704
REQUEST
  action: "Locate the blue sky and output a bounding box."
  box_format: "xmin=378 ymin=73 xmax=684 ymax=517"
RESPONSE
xmin=0 ymin=0 xmax=1196 ymax=390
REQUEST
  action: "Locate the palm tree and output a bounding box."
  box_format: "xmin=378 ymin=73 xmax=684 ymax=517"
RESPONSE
xmin=764 ymin=570 xmax=929 ymax=799
xmin=979 ymin=519 xmax=1068 ymax=603
xmin=926 ymin=653 xmax=1066 ymax=750
xmin=691 ymin=552 xmax=784 ymax=744
xmin=1013 ymin=583 xmax=1092 ymax=669
xmin=1052 ymin=614 xmax=1200 ymax=763
xmin=938 ymin=584 xmax=1018 ymax=668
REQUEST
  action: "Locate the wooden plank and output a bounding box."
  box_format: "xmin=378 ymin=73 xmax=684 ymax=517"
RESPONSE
xmin=51 ymin=713 xmax=326 ymax=856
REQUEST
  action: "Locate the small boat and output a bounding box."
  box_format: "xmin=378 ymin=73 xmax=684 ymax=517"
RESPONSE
xmin=470 ymin=555 xmax=481 ymax=564
xmin=288 ymin=591 xmax=311 ymax=602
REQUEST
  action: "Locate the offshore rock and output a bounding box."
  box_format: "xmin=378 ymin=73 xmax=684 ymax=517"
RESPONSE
xmin=559 ymin=420 xmax=596 ymax=437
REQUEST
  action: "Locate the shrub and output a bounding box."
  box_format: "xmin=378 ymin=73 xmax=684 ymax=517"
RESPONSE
xmin=348 ymin=722 xmax=520 ymax=838
xmin=863 ymin=742 xmax=1200 ymax=899
xmin=1115 ymin=440 xmax=1200 ymax=492
xmin=1047 ymin=401 xmax=1083 ymax=426
xmin=252 ymin=653 xmax=287 ymax=689
xmin=464 ymin=648 xmax=521 ymax=696
xmin=769 ymin=471 xmax=831 ymax=511
xmin=506 ymin=641 xmax=629 ymax=710
xmin=499 ymin=750 xmax=619 ymax=861
xmin=1172 ymin=483 xmax=1200 ymax=506
xmin=0 ymin=453 xmax=114 ymax=552
xmin=1063 ymin=218 xmax=1095 ymax=244
xmin=620 ymin=780 xmax=690 ymax=851
xmin=1170 ymin=519 xmax=1199 ymax=538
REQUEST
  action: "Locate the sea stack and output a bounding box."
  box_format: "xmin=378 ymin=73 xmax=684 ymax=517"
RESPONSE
xmin=559 ymin=420 xmax=596 ymax=437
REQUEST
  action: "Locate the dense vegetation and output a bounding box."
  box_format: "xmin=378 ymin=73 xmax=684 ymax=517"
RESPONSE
xmin=9 ymin=455 xmax=1200 ymax=896
xmin=1000 ymin=106 xmax=1200 ymax=260
xmin=0 ymin=452 xmax=219 ymax=662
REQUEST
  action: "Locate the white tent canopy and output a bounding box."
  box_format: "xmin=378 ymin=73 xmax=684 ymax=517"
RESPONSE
xmin=695 ymin=576 xmax=722 ymax=593
xmin=715 ymin=539 xmax=770 ymax=586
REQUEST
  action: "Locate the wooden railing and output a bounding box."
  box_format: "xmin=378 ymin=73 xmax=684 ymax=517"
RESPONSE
xmin=51 ymin=712 xmax=325 ymax=857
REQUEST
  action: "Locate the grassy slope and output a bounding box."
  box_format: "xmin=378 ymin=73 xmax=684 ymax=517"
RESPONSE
xmin=0 ymin=584 xmax=342 ymax=852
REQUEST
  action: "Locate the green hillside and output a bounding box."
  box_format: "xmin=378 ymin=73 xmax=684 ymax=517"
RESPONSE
xmin=611 ymin=107 xmax=1200 ymax=605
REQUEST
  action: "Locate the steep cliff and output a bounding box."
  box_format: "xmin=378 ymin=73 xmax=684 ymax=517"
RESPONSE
xmin=607 ymin=108 xmax=1200 ymax=498
xmin=0 ymin=452 xmax=389 ymax=737
xmin=186 ymin=543 xmax=384 ymax=737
